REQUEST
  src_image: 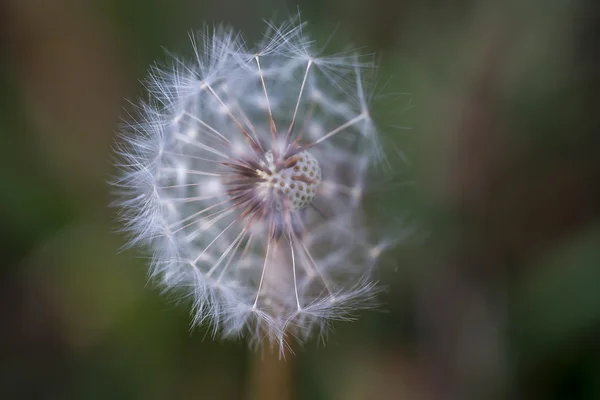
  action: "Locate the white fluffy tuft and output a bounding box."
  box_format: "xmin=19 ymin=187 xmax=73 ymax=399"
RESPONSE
xmin=113 ymin=16 xmax=394 ymax=353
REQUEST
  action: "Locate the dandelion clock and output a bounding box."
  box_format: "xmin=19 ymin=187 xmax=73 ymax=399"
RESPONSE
xmin=113 ymin=16 xmax=395 ymax=352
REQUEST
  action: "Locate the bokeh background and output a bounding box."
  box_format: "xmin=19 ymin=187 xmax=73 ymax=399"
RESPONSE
xmin=1 ymin=0 xmax=599 ymax=399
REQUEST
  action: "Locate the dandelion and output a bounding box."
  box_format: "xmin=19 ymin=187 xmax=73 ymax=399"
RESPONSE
xmin=113 ymin=16 xmax=392 ymax=351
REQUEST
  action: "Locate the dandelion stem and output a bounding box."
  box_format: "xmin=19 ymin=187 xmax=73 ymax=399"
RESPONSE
xmin=247 ymin=347 xmax=293 ymax=400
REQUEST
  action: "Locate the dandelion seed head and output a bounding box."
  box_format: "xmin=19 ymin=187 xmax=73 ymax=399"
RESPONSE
xmin=253 ymin=150 xmax=321 ymax=211
xmin=113 ymin=14 xmax=396 ymax=352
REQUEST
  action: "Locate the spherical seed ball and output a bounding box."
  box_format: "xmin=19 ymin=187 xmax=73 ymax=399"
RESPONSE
xmin=288 ymin=151 xmax=321 ymax=209
xmin=264 ymin=150 xmax=321 ymax=211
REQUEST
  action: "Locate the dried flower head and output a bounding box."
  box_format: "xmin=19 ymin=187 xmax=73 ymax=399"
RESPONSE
xmin=114 ymin=16 xmax=392 ymax=351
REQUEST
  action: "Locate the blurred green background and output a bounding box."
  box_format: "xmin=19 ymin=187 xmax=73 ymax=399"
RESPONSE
xmin=1 ymin=0 xmax=599 ymax=399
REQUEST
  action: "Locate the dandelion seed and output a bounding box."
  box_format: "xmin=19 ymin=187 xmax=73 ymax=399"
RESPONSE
xmin=113 ymin=15 xmax=393 ymax=352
